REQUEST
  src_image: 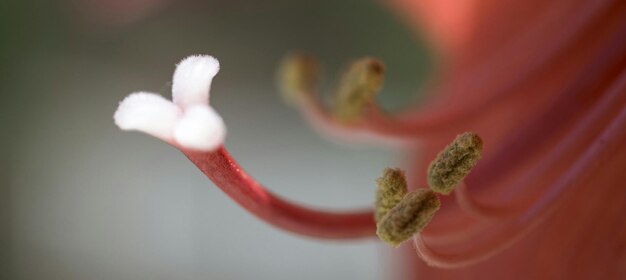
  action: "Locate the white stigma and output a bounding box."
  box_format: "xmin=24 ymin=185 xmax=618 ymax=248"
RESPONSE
xmin=173 ymin=105 xmax=226 ymax=151
xmin=114 ymin=92 xmax=182 ymax=141
xmin=172 ymin=55 xmax=220 ymax=109
xmin=114 ymin=54 xmax=227 ymax=151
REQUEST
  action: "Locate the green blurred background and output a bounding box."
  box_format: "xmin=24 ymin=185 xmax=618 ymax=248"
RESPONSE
xmin=1 ymin=0 xmax=433 ymax=279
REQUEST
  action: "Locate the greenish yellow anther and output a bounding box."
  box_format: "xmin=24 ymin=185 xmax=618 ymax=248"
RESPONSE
xmin=375 ymin=168 xmax=408 ymax=222
xmin=376 ymin=189 xmax=441 ymax=247
xmin=333 ymin=58 xmax=384 ymax=122
xmin=427 ymin=132 xmax=483 ymax=195
xmin=277 ymin=52 xmax=320 ymax=106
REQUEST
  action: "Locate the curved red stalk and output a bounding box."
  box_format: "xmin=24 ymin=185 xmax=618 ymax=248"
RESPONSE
xmin=181 ymin=147 xmax=376 ymax=239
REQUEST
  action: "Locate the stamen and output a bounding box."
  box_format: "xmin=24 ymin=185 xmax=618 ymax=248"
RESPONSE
xmin=375 ymin=168 xmax=408 ymax=222
xmin=277 ymin=52 xmax=320 ymax=106
xmin=333 ymin=58 xmax=384 ymax=123
xmin=428 ymin=132 xmax=483 ymax=195
xmin=415 ymin=86 xmax=626 ymax=267
xmin=415 ymin=106 xmax=626 ymax=268
xmin=276 ymin=54 xmax=402 ymax=145
xmin=376 ymin=189 xmax=440 ymax=247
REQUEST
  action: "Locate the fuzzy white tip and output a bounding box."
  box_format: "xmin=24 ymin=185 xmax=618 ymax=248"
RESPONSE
xmin=172 ymin=55 xmax=220 ymax=109
xmin=114 ymin=92 xmax=182 ymax=141
xmin=173 ymin=105 xmax=226 ymax=151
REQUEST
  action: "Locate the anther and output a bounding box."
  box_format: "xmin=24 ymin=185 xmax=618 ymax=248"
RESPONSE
xmin=333 ymin=58 xmax=384 ymax=122
xmin=375 ymin=168 xmax=408 ymax=222
xmin=277 ymin=52 xmax=320 ymax=106
xmin=427 ymin=132 xmax=483 ymax=195
xmin=376 ymin=189 xmax=441 ymax=247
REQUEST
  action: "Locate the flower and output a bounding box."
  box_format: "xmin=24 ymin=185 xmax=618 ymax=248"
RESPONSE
xmin=114 ymin=1 xmax=626 ymax=278
xmin=114 ymin=55 xmax=226 ymax=151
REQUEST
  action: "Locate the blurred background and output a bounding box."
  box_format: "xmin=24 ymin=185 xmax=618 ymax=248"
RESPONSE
xmin=1 ymin=0 xmax=433 ymax=279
